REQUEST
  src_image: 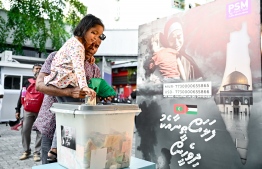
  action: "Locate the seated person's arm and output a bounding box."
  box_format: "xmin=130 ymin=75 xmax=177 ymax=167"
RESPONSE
xmin=36 ymin=72 xmax=86 ymax=99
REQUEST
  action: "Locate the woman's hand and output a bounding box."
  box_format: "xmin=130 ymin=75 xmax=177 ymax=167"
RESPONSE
xmin=81 ymin=86 xmax=96 ymax=100
xmin=68 ymin=87 xmax=86 ymax=99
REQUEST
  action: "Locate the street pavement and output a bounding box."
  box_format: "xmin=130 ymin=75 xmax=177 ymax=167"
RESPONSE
xmin=0 ymin=123 xmax=137 ymax=169
xmin=0 ymin=123 xmax=41 ymax=169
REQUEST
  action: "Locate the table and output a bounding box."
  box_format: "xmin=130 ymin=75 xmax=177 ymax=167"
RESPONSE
xmin=32 ymin=157 xmax=156 ymax=169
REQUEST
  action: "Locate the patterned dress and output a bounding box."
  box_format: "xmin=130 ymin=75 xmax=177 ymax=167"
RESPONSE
xmin=44 ymin=37 xmax=88 ymax=89
xmin=33 ymin=52 xmax=101 ymax=139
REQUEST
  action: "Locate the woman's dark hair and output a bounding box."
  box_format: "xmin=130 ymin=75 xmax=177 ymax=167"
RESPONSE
xmin=73 ymin=14 xmax=104 ymax=39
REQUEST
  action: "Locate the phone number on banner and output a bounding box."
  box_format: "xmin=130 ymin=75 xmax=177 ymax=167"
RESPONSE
xmin=163 ymin=82 xmax=212 ymax=98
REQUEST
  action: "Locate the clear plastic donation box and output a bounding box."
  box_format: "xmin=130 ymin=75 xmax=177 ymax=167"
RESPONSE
xmin=50 ymin=103 xmax=141 ymax=169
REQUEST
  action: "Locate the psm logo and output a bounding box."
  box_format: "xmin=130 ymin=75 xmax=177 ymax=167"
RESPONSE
xmin=227 ymin=0 xmax=250 ymax=18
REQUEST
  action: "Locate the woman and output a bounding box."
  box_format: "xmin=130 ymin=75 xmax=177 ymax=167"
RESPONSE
xmin=33 ymin=14 xmax=105 ymax=164
xmin=44 ymin=14 xmax=105 ymax=101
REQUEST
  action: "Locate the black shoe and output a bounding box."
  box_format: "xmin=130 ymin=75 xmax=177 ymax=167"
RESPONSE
xmin=47 ymin=150 xmax=57 ymax=163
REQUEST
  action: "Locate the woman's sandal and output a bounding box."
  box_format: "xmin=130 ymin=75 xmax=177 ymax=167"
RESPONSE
xmin=47 ymin=150 xmax=57 ymax=163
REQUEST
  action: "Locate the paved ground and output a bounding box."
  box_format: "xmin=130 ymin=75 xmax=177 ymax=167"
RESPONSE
xmin=0 ymin=123 xmax=137 ymax=169
xmin=0 ymin=123 xmax=41 ymax=169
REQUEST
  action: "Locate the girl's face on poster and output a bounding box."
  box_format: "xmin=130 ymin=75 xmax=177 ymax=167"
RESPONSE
xmin=84 ymin=24 xmax=104 ymax=48
xmin=167 ymin=28 xmax=184 ymax=52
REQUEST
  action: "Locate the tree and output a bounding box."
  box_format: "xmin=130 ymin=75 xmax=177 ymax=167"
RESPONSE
xmin=0 ymin=0 xmax=87 ymax=55
xmin=0 ymin=12 xmax=8 ymax=51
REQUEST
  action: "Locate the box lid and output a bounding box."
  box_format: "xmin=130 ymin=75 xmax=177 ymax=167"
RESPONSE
xmin=50 ymin=102 xmax=141 ymax=115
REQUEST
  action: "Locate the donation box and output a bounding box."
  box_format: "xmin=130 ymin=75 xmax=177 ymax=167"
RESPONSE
xmin=50 ymin=103 xmax=141 ymax=169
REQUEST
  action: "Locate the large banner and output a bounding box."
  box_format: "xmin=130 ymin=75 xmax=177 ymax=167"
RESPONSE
xmin=135 ymin=0 xmax=261 ymax=169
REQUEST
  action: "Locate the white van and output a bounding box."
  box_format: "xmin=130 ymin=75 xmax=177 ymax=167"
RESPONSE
xmin=0 ymin=61 xmax=34 ymax=122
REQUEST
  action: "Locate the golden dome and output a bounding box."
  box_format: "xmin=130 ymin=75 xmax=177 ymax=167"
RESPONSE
xmin=223 ymin=71 xmax=248 ymax=86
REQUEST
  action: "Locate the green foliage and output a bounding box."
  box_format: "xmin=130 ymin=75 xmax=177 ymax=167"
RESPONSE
xmin=2 ymin=0 xmax=87 ymax=55
xmin=0 ymin=19 xmax=8 ymax=52
xmin=127 ymin=67 xmax=137 ymax=82
xmin=65 ymin=0 xmax=87 ymax=31
xmin=95 ymin=58 xmax=101 ymax=64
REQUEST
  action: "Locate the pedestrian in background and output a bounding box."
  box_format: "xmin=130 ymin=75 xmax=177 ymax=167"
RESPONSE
xmin=0 ymin=83 xmax=4 ymax=114
xmin=0 ymin=83 xmax=3 ymax=137
xmin=15 ymin=64 xmax=43 ymax=162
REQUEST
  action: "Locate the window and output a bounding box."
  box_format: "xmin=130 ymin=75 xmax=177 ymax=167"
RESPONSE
xmin=4 ymin=75 xmax=21 ymax=90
